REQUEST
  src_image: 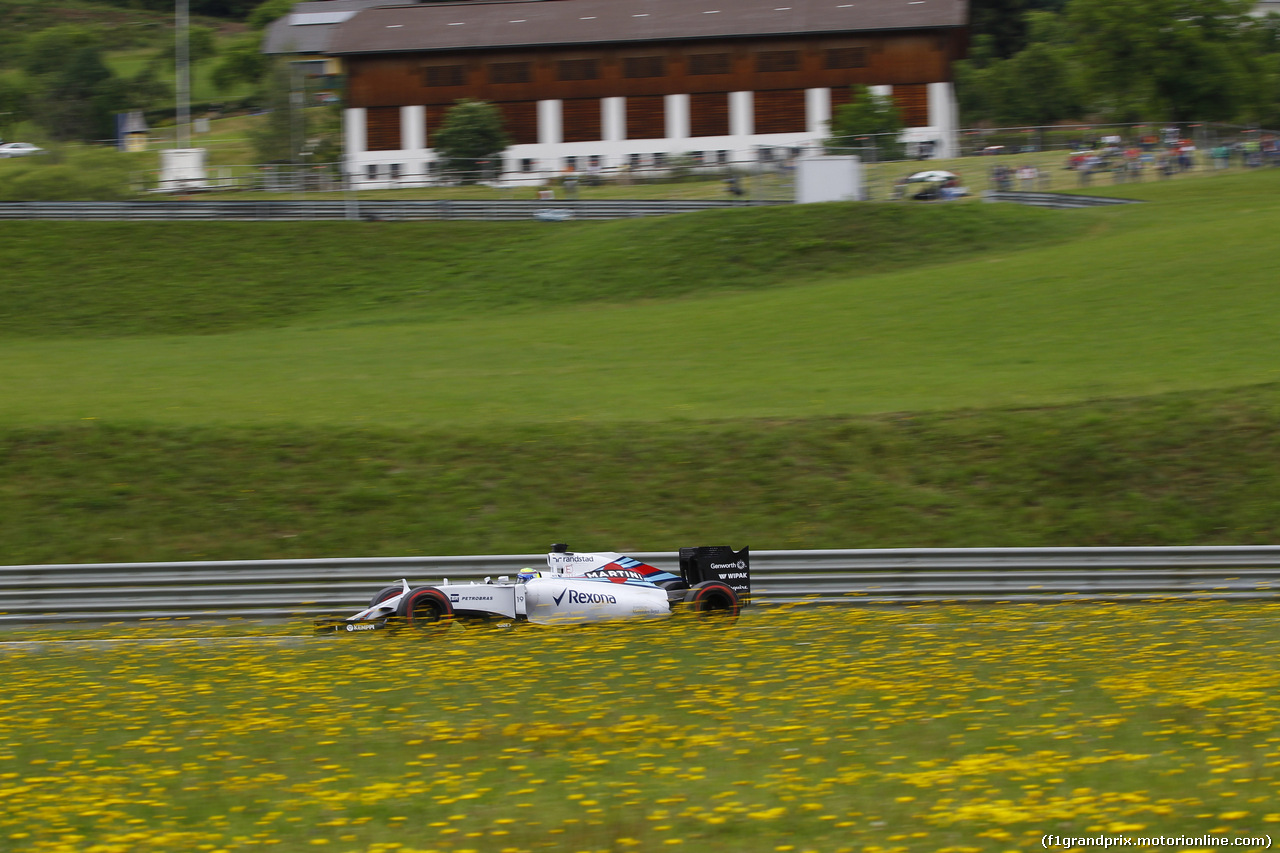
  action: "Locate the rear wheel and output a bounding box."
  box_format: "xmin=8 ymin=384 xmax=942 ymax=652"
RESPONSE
xmin=683 ymin=581 xmax=741 ymax=623
xmin=396 ymin=587 xmax=454 ymax=627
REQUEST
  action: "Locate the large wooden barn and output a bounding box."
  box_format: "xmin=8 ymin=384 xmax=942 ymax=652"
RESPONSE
xmin=326 ymin=0 xmax=969 ymax=186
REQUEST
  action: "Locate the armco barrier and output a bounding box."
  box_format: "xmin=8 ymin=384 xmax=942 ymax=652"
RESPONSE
xmin=0 ymin=199 xmax=773 ymax=222
xmin=982 ymin=190 xmax=1144 ymax=209
xmin=3 ymin=546 xmax=1280 ymax=624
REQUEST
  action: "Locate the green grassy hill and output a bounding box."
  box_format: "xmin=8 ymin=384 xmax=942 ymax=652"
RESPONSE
xmin=3 ymin=172 xmax=1280 ymax=563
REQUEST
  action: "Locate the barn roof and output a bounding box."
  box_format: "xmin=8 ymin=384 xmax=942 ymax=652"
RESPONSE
xmin=328 ymin=0 xmax=969 ymax=56
xmin=264 ymin=0 xmax=391 ymax=55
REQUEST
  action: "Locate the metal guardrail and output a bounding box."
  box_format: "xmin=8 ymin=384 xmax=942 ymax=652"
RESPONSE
xmin=0 ymin=199 xmax=774 ymax=222
xmin=982 ymin=190 xmax=1144 ymax=209
xmin=3 ymin=546 xmax=1280 ymax=624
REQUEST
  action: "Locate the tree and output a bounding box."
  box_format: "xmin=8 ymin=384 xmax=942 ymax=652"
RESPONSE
xmin=431 ymin=99 xmax=511 ymax=181
xmin=248 ymin=58 xmax=342 ymax=165
xmin=969 ymin=0 xmax=1070 ymax=59
xmin=249 ymin=57 xmax=296 ymax=162
xmin=32 ymin=43 xmax=127 ymax=142
xmin=212 ymin=33 xmax=268 ymax=94
xmin=248 ymin=0 xmax=297 ymax=30
xmin=154 ymin=24 xmax=219 ymax=65
xmin=955 ymin=13 xmax=1083 ymax=126
xmin=1067 ymin=0 xmax=1256 ymax=121
xmin=98 ymin=0 xmax=262 ymax=19
xmin=825 ymin=85 xmax=905 ymax=161
xmin=122 ymin=63 xmax=173 ymax=113
xmin=20 ymin=26 xmax=102 ymax=77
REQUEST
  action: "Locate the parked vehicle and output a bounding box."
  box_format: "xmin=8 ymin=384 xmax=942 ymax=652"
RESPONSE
xmin=0 ymin=142 xmax=45 ymax=158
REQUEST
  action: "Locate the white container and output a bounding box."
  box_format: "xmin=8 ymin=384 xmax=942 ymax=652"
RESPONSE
xmin=795 ymin=155 xmax=864 ymax=203
xmin=158 ymin=148 xmax=208 ymax=192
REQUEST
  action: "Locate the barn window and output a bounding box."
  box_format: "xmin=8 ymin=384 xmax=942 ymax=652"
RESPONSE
xmin=756 ymin=50 xmax=800 ymax=73
xmin=689 ymin=53 xmax=731 ymax=75
xmin=488 ymin=61 xmax=531 ymax=84
xmin=557 ymin=58 xmax=600 ymax=81
xmin=825 ymin=47 xmax=868 ymax=69
xmin=424 ymin=65 xmax=466 ymax=87
xmin=623 ymin=56 xmax=665 ymax=79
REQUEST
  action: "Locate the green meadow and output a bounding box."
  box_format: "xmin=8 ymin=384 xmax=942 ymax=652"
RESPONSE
xmin=3 ymin=171 xmax=1280 ymax=562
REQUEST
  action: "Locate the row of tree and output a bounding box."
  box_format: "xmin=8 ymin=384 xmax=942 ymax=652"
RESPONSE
xmin=78 ymin=0 xmax=266 ymax=19
xmin=4 ymin=0 xmax=1280 ymax=156
xmin=0 ymin=0 xmax=305 ymax=156
xmin=958 ymin=0 xmax=1280 ymax=127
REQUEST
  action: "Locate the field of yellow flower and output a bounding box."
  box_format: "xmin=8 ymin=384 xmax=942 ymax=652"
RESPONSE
xmin=2 ymin=602 xmax=1278 ymax=852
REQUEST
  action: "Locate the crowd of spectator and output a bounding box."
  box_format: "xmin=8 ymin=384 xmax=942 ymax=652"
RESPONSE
xmin=894 ymin=126 xmax=1278 ymax=200
xmin=1060 ymin=129 xmax=1280 ymax=186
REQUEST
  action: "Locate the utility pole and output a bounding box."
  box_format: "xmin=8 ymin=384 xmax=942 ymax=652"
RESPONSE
xmin=176 ymin=0 xmax=190 ymax=150
xmin=291 ymin=62 xmax=305 ymax=192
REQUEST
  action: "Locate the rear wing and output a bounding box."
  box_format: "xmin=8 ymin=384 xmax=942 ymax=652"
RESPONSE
xmin=679 ymin=546 xmax=750 ymax=601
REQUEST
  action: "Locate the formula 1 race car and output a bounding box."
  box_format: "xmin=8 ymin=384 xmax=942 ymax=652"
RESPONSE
xmin=314 ymin=544 xmax=749 ymax=633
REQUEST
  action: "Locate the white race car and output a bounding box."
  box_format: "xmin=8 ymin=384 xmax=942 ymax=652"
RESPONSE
xmin=315 ymin=544 xmax=749 ymax=633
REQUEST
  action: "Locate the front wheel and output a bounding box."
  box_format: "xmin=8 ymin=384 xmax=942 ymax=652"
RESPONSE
xmin=369 ymin=584 xmax=405 ymax=609
xmin=396 ymin=587 xmax=454 ymax=627
xmin=682 ymin=581 xmax=741 ymax=623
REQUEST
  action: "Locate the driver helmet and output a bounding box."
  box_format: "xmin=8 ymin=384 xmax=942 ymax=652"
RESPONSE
xmin=517 ymin=568 xmax=541 ymax=583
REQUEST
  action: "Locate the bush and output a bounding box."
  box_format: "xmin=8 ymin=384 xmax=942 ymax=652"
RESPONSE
xmin=0 ymin=150 xmax=137 ymax=201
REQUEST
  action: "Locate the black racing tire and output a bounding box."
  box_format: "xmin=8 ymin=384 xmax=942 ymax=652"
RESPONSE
xmin=396 ymin=586 xmax=454 ymax=627
xmin=682 ymin=580 xmax=741 ymax=622
xmin=369 ymin=584 xmax=404 ymax=609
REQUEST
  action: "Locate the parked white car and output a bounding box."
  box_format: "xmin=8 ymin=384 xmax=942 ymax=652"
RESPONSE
xmin=315 ymin=544 xmax=750 ymax=633
xmin=0 ymin=142 xmax=44 ymax=158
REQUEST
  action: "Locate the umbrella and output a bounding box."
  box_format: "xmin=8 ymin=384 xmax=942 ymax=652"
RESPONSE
xmin=906 ymin=170 xmax=958 ymax=182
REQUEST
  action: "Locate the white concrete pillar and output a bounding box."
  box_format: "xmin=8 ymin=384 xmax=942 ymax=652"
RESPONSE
xmin=403 ymin=105 xmax=425 ymax=151
xmin=538 ymin=99 xmax=562 ymax=145
xmin=603 ymin=97 xmax=626 ymax=142
xmin=928 ymin=82 xmax=960 ymax=159
xmin=806 ymin=87 xmax=831 ymax=136
xmin=345 ymin=107 xmax=366 ymax=157
xmin=666 ymin=93 xmax=689 ymax=141
xmin=730 ymin=91 xmax=753 ymax=137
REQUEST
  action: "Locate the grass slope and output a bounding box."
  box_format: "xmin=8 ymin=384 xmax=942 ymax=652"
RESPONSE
xmin=4 ymin=174 xmax=1280 ymax=427
xmin=3 ymin=384 xmax=1280 ymax=564
xmin=3 ymin=172 xmax=1280 ymax=562
xmin=0 ymin=201 xmax=1078 ymax=338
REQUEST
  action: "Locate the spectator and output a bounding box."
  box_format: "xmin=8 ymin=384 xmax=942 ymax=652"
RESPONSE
xmin=1017 ymin=164 xmax=1037 ymax=190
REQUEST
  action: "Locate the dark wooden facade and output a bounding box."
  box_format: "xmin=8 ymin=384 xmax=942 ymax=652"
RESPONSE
xmin=345 ymin=30 xmax=962 ymax=137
